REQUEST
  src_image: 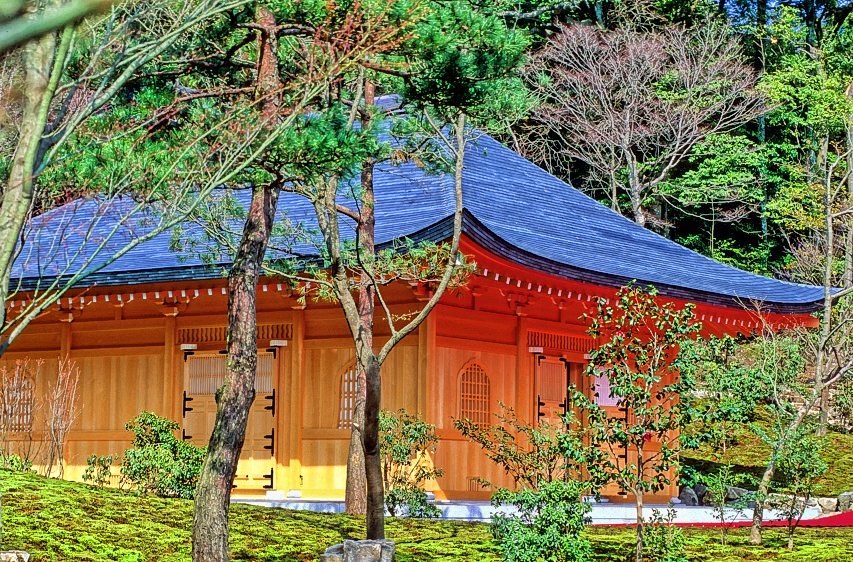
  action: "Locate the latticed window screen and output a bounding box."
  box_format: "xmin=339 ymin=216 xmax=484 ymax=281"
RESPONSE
xmin=186 ymin=353 xmax=273 ymax=395
xmin=0 ymin=376 xmax=34 ymax=432
xmin=459 ymin=363 xmax=490 ymax=428
xmin=338 ymin=364 xmax=358 ymax=429
xmin=538 ymin=361 xmax=566 ymax=402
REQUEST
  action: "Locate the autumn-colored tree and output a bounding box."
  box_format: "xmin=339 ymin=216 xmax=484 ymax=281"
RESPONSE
xmin=524 ymin=21 xmax=765 ymax=228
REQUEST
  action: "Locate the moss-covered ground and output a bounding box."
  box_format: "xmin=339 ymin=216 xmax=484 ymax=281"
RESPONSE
xmin=2 ymin=471 xmax=853 ymax=561
xmin=682 ymin=415 xmax=853 ymax=496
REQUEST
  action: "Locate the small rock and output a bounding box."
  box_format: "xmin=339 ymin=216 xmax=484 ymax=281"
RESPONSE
xmin=838 ymin=492 xmax=853 ymax=512
xmin=323 ymin=540 xmax=395 ymax=562
xmin=320 ymin=544 xmax=344 ymax=562
xmin=344 ymin=540 xmax=381 ymax=562
xmin=817 ymin=497 xmax=838 ymax=513
xmin=0 ymin=552 xmax=30 ymax=562
xmin=679 ymin=486 xmax=698 ymax=506
xmin=805 ymin=497 xmax=818 ymax=508
xmin=693 ymin=483 xmax=708 ymax=504
xmin=726 ymin=486 xmax=749 ymax=500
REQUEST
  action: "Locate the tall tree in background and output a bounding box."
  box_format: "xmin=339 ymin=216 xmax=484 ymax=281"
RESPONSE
xmin=524 ymin=21 xmax=765 ymax=228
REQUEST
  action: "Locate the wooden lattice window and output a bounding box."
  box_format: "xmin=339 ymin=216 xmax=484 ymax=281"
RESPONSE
xmin=459 ymin=363 xmax=490 ymax=428
xmin=185 ymin=353 xmax=273 ymax=395
xmin=338 ymin=363 xmax=358 ymax=429
xmin=0 ymin=374 xmax=34 ymax=432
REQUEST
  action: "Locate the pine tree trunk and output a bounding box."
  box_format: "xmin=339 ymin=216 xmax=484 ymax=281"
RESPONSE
xmin=192 ymin=184 xmax=279 ymax=561
xmin=192 ymin=8 xmax=280 ymax=560
xmin=344 ymin=368 xmax=367 ymax=514
xmin=364 ymin=354 xmax=385 ymax=539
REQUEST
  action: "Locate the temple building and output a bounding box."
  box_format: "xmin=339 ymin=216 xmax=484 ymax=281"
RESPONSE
xmin=4 ymin=132 xmax=822 ymax=501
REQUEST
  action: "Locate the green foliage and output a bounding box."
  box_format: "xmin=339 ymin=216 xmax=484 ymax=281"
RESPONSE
xmin=0 ymin=454 xmax=32 ymax=473
xmin=580 ymin=286 xmax=702 ymax=495
xmin=683 ymin=336 xmax=774 ymax=455
xmin=644 ymin=507 xmax=688 ymax=562
xmin=83 ymin=454 xmax=116 ymax=488
xmin=774 ymin=433 xmax=828 ymax=549
xmin=379 ymin=409 xmax=443 ymax=518
xmin=491 ymin=480 xmax=592 ymax=562
xmin=700 ymin=465 xmax=756 ymax=545
xmin=578 ymin=285 xmax=702 ymax=561
xmin=120 ymin=412 xmax=206 ymax=499
xmin=832 ymin=378 xmax=853 ymax=432
xmin=455 ymin=403 xmax=605 ymax=490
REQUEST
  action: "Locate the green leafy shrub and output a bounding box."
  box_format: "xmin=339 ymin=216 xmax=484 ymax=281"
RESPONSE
xmin=120 ymin=412 xmax=205 ymax=499
xmin=644 ymin=507 xmax=687 ymax=562
xmin=83 ymin=454 xmax=115 ymax=488
xmin=775 ymin=433 xmax=828 ymax=550
xmin=0 ymin=454 xmax=32 ymax=473
xmin=379 ymin=409 xmax=443 ymax=518
xmin=491 ymin=480 xmax=592 ymax=562
xmin=701 ymin=465 xmax=755 ymax=545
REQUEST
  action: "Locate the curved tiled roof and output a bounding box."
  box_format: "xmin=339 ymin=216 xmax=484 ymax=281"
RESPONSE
xmin=12 ymin=131 xmax=824 ymax=314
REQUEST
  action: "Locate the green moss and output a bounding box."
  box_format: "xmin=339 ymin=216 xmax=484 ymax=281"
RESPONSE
xmin=683 ymin=415 xmax=853 ymax=496
xmin=1 ymin=471 xmax=853 ymax=561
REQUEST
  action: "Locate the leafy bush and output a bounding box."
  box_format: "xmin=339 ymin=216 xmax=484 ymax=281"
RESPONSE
xmin=455 ymin=403 xmax=600 ymax=489
xmin=491 ymin=480 xmax=592 ymax=562
xmin=379 ymin=409 xmax=443 ymax=518
xmin=701 ymin=465 xmax=755 ymax=545
xmin=120 ymin=412 xmax=205 ymax=499
xmin=83 ymin=454 xmax=115 ymax=488
xmin=644 ymin=507 xmax=688 ymax=562
xmin=0 ymin=454 xmax=32 ymax=473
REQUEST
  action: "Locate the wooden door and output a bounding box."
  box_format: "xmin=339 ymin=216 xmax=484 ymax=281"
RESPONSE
xmin=182 ymin=353 xmax=276 ymax=491
xmin=535 ymin=357 xmax=568 ymax=428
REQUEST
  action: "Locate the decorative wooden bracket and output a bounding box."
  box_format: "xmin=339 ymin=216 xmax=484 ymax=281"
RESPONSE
xmin=57 ymin=305 xmax=82 ymax=323
xmin=159 ymin=299 xmax=187 ymax=317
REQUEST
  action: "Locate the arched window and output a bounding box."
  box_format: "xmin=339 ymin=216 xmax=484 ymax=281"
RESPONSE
xmin=338 ymin=363 xmax=358 ymax=429
xmin=459 ymin=362 xmax=490 ymax=428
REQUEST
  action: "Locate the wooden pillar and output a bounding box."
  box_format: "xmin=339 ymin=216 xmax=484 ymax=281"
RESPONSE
xmin=282 ymin=309 xmax=305 ymax=494
xmin=515 ymin=317 xmax=533 ymax=424
xmin=417 ymin=312 xmax=436 ymax=419
xmin=164 ymin=316 xmax=178 ymax=420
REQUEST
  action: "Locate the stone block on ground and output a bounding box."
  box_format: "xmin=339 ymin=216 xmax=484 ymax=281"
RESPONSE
xmin=817 ymin=497 xmax=838 ymax=513
xmin=679 ymin=486 xmax=698 ymax=506
xmin=726 ymin=486 xmax=749 ymax=500
xmin=838 ymin=492 xmax=853 ymax=512
xmin=693 ymin=483 xmax=708 ymax=505
xmin=321 ymin=540 xmax=395 ymax=562
xmin=0 ymin=552 xmax=30 ymax=562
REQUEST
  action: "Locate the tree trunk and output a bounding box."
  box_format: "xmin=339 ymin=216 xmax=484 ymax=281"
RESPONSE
xmin=192 ymin=184 xmax=279 ymax=562
xmin=748 ymin=457 xmax=775 ymax=544
xmin=344 ymin=366 xmax=367 ymax=514
xmin=0 ymin=25 xmax=66 ymax=351
xmin=364 ymin=354 xmax=384 ymax=539
xmin=635 ymin=487 xmax=644 ymax=562
xmin=843 ymin=81 xmax=853 ymax=290
xmin=192 ymin=8 xmax=280 ymax=561
xmin=344 ymin=81 xmax=377 ymax=515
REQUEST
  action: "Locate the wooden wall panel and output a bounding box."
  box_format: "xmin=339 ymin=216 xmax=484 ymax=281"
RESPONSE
xmin=300 ymin=439 xmax=349 ymax=497
xmin=74 ymin=353 xmax=166 ymax=432
xmin=301 ymin=343 xmax=419 ymax=430
xmin=426 ymin=345 xmax=522 ymax=497
xmin=429 ymin=346 xmax=518 ymax=430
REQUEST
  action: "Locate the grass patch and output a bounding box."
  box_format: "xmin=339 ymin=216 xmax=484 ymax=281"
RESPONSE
xmin=1 ymin=471 xmax=853 ymax=561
